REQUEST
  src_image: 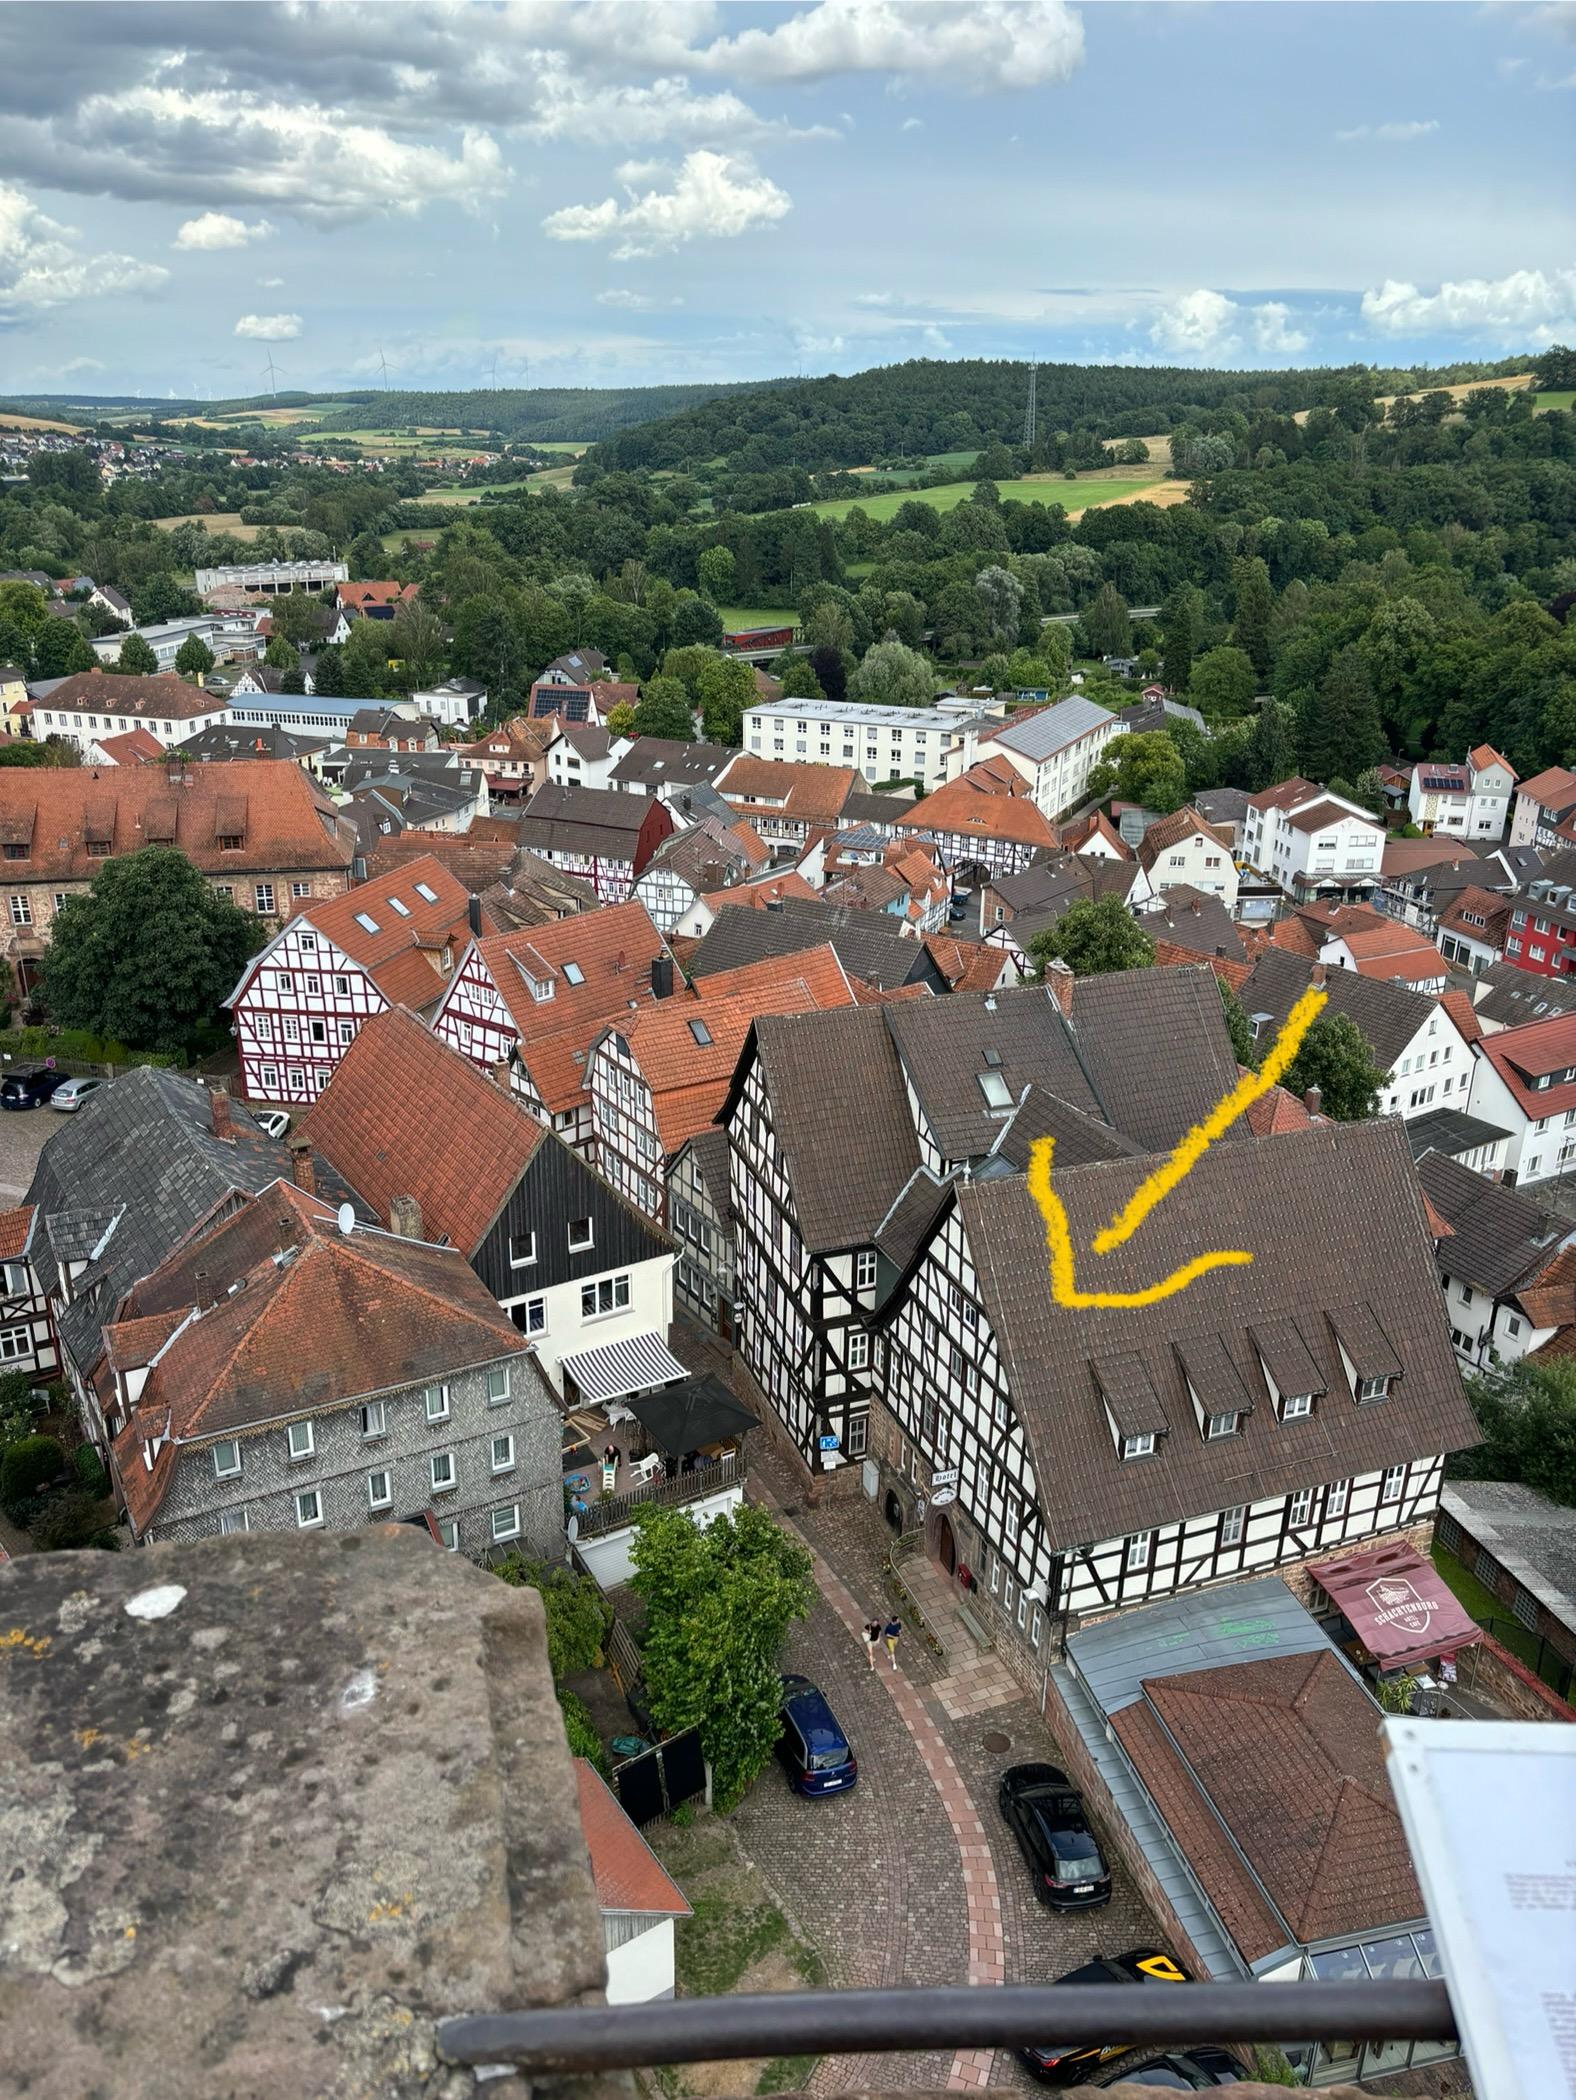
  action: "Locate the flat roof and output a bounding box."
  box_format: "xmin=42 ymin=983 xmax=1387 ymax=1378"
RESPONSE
xmin=744 ymin=699 xmax=963 ymax=730
xmin=1068 ymin=1573 xmax=1335 ymax=1715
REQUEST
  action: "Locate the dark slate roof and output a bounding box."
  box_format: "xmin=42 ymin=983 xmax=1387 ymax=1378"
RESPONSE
xmin=1404 ymin=1108 xmax=1511 ymax=1165
xmin=176 ymin=722 xmax=330 ymax=764
xmin=687 ymin=897 xmax=945 ymax=994
xmin=874 ymin=1168 xmax=954 ymax=1272
xmin=993 ymin=1083 xmax=1142 ymax=1172
xmin=951 ymin=1119 xmax=1478 ymax=1551
xmin=671 ymin=1126 xmax=732 ymax=1216
xmin=745 ymin=1007 xmax=920 ymax=1251
xmin=1414 ymin=1150 xmax=1566 ymax=1296
xmin=23 ymin=1067 xmax=291 ymax=1377
xmin=1472 ymin=960 xmax=1576 ymax=1031
xmin=515 ymin=780 xmax=650 ymax=861
xmin=1238 ymin=948 xmax=1433 ymax=1070
xmin=1065 ymin=966 xmax=1245 ymax=1157
xmin=884 ymin=983 xmax=1104 ymax=1157
xmin=1439 ymin=1482 xmax=1576 ymax=1622
xmin=609 ymin=740 xmax=732 ymax=791
xmin=1138 ymin=884 xmax=1245 ymax=963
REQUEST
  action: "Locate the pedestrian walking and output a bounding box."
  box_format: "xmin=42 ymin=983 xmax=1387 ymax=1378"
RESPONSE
xmin=863 ymin=1620 xmax=882 ymax=1670
xmin=883 ymin=1615 xmax=903 ymax=1669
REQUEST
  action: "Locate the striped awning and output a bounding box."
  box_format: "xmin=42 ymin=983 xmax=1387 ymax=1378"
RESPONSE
xmin=559 ymin=1330 xmax=689 ymax=1405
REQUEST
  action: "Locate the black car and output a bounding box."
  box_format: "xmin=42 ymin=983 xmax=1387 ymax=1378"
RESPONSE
xmin=775 ymin=1673 xmax=858 ymax=1797
xmin=0 ymin=1066 xmax=68 ymax=1111
xmin=1016 ymin=1948 xmax=1191 ymax=2084
xmin=998 ymin=1763 xmax=1111 ymax=1909
xmin=1102 ymin=2050 xmax=1244 ymax=2089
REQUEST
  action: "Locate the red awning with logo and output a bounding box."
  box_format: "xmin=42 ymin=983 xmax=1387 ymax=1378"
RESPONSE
xmin=1308 ymin=1540 xmax=1480 ymax=1670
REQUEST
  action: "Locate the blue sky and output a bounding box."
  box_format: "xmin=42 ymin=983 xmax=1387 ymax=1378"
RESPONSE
xmin=0 ymin=1 xmax=1572 ymax=400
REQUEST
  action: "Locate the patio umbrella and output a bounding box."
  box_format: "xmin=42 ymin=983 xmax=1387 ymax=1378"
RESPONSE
xmin=628 ymin=1376 xmax=758 ymax=1459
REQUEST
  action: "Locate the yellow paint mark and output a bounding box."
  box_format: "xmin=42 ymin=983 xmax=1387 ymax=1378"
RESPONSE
xmin=75 ymin=1726 xmax=104 ymax=1749
xmin=1027 ymin=986 xmax=1328 ymax=1311
xmin=368 ymin=1895 xmax=414 ymax=1923
xmin=1 ymin=1627 xmax=52 ymax=1657
xmin=123 ymin=1736 xmax=152 ymax=1761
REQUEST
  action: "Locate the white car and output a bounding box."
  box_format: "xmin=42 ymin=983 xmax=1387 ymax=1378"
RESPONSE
xmin=252 ymin=1108 xmax=290 ymax=1139
xmin=50 ymin=1075 xmax=105 ymax=1112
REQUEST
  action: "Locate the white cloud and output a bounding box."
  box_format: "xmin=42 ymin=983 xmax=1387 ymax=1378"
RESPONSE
xmin=901 ymin=117 xmax=923 ymax=131
xmin=62 ymin=356 xmax=105 ymax=374
xmin=615 ymin=158 xmax=670 ymax=186
xmin=1360 ymin=265 xmax=1576 ymax=341
xmin=234 ymin=312 xmax=301 ymax=341
xmin=1251 ymin=301 xmax=1310 ymax=355
xmin=257 ymin=276 xmax=285 ymax=288
xmin=0 ymin=179 xmax=167 ymax=325
xmin=1335 ymin=119 xmax=1439 ymax=142
xmin=595 ymin=287 xmax=684 ymax=309
xmin=521 ymin=61 xmax=827 ymax=148
xmin=1148 ymin=288 xmax=1309 ymax=361
xmin=543 ymin=150 xmax=790 ymax=260
xmin=696 ymin=0 xmax=1084 ymax=92
xmin=174 ymin=210 xmax=274 ymax=249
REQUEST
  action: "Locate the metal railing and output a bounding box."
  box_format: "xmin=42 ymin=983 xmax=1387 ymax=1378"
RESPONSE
xmin=438 ymin=1980 xmax=1455 ymax=2071
xmin=573 ymin=1451 xmax=745 ymax=1537
xmin=884 ymin=1529 xmax=947 ymax=1662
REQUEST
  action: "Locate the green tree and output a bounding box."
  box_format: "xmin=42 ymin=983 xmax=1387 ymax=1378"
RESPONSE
xmin=606 ymin=701 xmax=637 ymax=736
xmin=0 ymin=1434 xmax=65 ymax=1512
xmin=1352 ymin=767 xmax=1387 ymax=817
xmin=631 ymin=1501 xmax=814 ymax=1809
xmin=1449 ymin=1358 xmax=1576 ymax=1506
xmin=671 ymin=593 xmax=723 ymax=649
xmin=263 ymin=631 xmax=297 ymax=671
xmin=1086 ymin=729 xmax=1186 ymax=814
xmin=1282 ymin=1013 xmax=1387 ymax=1121
xmin=116 ymin=634 xmax=158 ymax=676
xmin=265 ymin=591 xmax=328 ymax=648
xmin=1028 ymin=895 xmax=1155 ymax=979
xmin=633 ymin=675 xmax=697 ymax=741
xmin=847 ymin=639 xmax=936 ymax=708
xmin=974 ymin=564 xmax=1022 ymax=650
xmin=390 ymin=601 xmax=445 ymax=689
xmin=1084 ymin=582 xmax=1132 ymax=659
xmin=1188 ymin=645 xmax=1257 ymax=719
xmin=42 ymin=846 xmax=263 ymax=1057
xmin=693 ymin=654 xmax=755 ymax=746
xmin=803 ymin=600 xmax=854 ymax=656
xmin=1116 ymin=437 xmax=1150 ymax=465
xmin=174 ymin=634 xmax=214 ymax=682
xmin=493 ymin=1555 xmax=614 ymax=1677
xmin=1220 ymin=979 xmax=1257 ymax=1065
xmin=1301 ymin=647 xmax=1385 ymax=782
xmin=32 ymin=620 xmax=95 ymax=679
xmin=696 ymin=544 xmax=736 ymax=602
xmin=775 ymin=656 xmax=824 ymax=701
xmin=1244 ymin=699 xmax=1300 ymax=790
xmin=1229 ymin=556 xmax=1275 ymax=683
xmin=1160 ymin=585 xmax=1199 ymax=696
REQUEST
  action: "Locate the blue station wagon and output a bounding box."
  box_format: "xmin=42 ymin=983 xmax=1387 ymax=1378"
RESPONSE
xmin=775 ymin=1673 xmax=859 ymax=1797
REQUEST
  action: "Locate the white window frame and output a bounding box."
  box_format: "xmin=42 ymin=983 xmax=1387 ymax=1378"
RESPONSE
xmin=568 ymin=1216 xmax=595 ymax=1252
xmin=295 ymin=1488 xmax=323 ymax=1529
xmin=1288 ymin=1488 xmax=1313 ymax=1528
xmin=518 ymin=1296 xmax=547 ymax=1336
xmin=1281 ymin=1392 xmax=1314 ymax=1421
xmin=1380 ymin=1464 xmax=1405 ymax=1505
xmin=847 ymin=1328 xmax=870 ymax=1371
xmin=1221 ymin=1505 xmax=1245 ymax=1546
xmin=1121 ymin=1431 xmax=1155 ymax=1460
xmin=580 ymin=1274 xmax=631 ymax=1320
xmin=1326 ymin=1479 xmax=1349 ymax=1520
xmin=367 ymin=1469 xmax=392 ymax=1510
xmin=212 ymin=1439 xmax=241 ymax=1480
xmin=438 ymin=1518 xmax=460 ymax=1551
xmin=1205 ymin=1411 xmax=1238 ymax=1441
xmin=845 ymin=1412 xmax=868 ymax=1458
xmin=487 ymin=1363 xmax=512 ymax=1404
xmin=509 ymin=1231 xmax=537 ymax=1270
xmin=430 ymin=1450 xmax=456 ymax=1495
xmin=361 ymin=1400 xmax=386 ymax=1440
xmin=1125 ymin=1530 xmax=1154 ymax=1572
xmin=286 ymin=1420 xmax=314 ymax=1461
xmin=491 ymin=1504 xmax=521 ymax=1542
xmin=490 ymin=1433 xmax=515 ymax=1474
xmin=218 ymin=1507 xmax=250 ymax=1535
xmin=1357 ymin=1374 xmax=1392 ymax=1403
xmin=424 ymin=1383 xmax=450 ymax=1424
xmin=854 ymin=1249 xmax=877 ymax=1292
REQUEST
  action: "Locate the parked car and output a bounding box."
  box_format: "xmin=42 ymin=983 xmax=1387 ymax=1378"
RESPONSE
xmin=999 ymin=1763 xmax=1112 ymax=1909
xmin=0 ymin=1067 xmax=68 ymax=1111
xmin=49 ymin=1075 xmax=104 ymax=1113
xmin=252 ymin=1109 xmax=290 ymax=1139
xmin=1016 ymin=1948 xmax=1190 ymax=2084
xmin=1100 ymin=2050 xmax=1244 ymax=2089
xmin=775 ymin=1673 xmax=858 ymax=1797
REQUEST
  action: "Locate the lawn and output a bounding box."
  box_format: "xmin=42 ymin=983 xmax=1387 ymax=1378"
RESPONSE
xmin=807 ymin=468 xmax=1169 ymax=524
xmin=1535 ymin=390 xmax=1576 ymax=415
xmin=719 ymin=605 xmax=797 ymax=632
xmin=1430 ymin=1539 xmax=1557 ymax=1686
xmin=422 ymin=479 xmax=535 ymax=505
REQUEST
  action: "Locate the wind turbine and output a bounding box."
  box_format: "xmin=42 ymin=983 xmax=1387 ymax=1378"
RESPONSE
xmin=378 ymin=348 xmax=390 ymax=390
xmin=489 ymin=351 xmax=499 ymax=390
xmin=261 ymin=354 xmax=284 ymax=399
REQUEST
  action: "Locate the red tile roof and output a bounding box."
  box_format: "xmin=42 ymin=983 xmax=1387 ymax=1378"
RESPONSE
xmin=575 ymin=1760 xmax=690 ymax=1916
xmin=0 ymin=758 xmax=352 ymax=882
xmin=921 ymin=934 xmax=1011 ymax=994
xmin=0 ymin=1205 xmax=33 ymax=1261
xmin=899 ymin=767 xmax=1059 ymax=852
xmin=1438 ymin=987 xmax=1482 ymax=1046
xmin=1246 ymin=775 xmax=1318 ymax=813
xmin=1478 ymin=1010 xmax=1576 ymax=1120
xmin=718 ymin=757 xmax=860 ymax=826
xmin=301 ymin=1004 xmax=547 ymax=1255
xmin=699 ymin=869 xmax=817 ymax=915
xmin=1468 ymin=744 xmax=1515 ymax=778
xmin=1516 ymin=765 xmax=1576 ymax=813
xmin=337 ymin=581 xmax=419 ymax=610
xmin=251 ymin=853 xmax=472 ymax=1011
xmin=1059 ymin=808 xmax=1130 ymax=859
xmin=96 ymin=727 xmax=165 ymax=765
xmin=34 ymin=670 xmax=222 ymax=725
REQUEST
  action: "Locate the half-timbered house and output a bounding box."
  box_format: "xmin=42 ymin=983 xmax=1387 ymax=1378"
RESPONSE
xmin=895 ymin=761 xmax=1060 ymax=882
xmin=667 ymin=1130 xmax=735 ymax=1339
xmin=586 ymin=944 xmax=858 ymax=1221
xmin=302 ymin=1006 xmax=678 ymax=1402
xmin=685 ymin=895 xmax=948 ymax=994
xmin=0 ymin=1205 xmax=57 ymax=1380
xmin=872 ymin=1120 xmax=1478 ymax=1678
xmin=713 ymin=756 xmax=864 ymax=860
xmin=513 ymin=782 xmax=674 ymax=903
xmin=633 ymin=815 xmax=769 ymax=935
xmin=430 ymin=899 xmax=673 ymax=1156
xmin=228 ymin=853 xmax=474 ymax=1105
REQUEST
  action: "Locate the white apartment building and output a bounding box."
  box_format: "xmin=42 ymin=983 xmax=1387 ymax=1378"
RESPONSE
xmin=947 ymin=696 xmax=1127 ymax=819
xmin=1406 ymin=746 xmax=1517 ymax=840
xmin=90 ymin=614 xmax=261 ymax=672
xmin=743 ymin=699 xmax=963 ymax=789
xmin=195 ymin=559 xmax=347 ymax=596
xmin=1241 ymin=780 xmax=1385 ymax=904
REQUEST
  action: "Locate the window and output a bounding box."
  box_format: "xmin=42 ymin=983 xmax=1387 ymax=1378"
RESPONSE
xmin=332 ymin=973 xmax=352 ymax=996
xmin=219 ymin=1508 xmax=250 ymax=1535
xmin=430 ymin=1451 xmax=456 ymax=1494
xmin=509 ymin=1232 xmax=536 ymax=1269
xmin=1357 ymin=1374 xmax=1392 ymax=1403
xmin=367 ymin=1470 xmax=392 ymax=1510
xmin=855 ymin=1249 xmax=877 ymax=1292
xmin=1513 ymin=1584 xmax=1538 ymax=1631
xmin=9 ymin=896 xmax=30 ymax=927
xmin=563 ymin=961 xmax=585 ymax=986
xmin=337 ymin=1020 xmax=356 ymax=1046
xmin=1507 ymin=1314 xmax=1522 ymax=1337
xmin=277 ymin=970 xmax=296 ymax=995
xmin=568 ymin=1217 xmax=594 ymax=1251
xmin=361 ymin=1401 xmax=386 ymax=1440
xmin=424 ymin=1383 xmax=450 ymax=1423
xmin=1281 ymin=1392 xmax=1313 ymax=1421
xmin=309 ymin=1021 xmax=327 ymax=1045
xmin=388 ymin=896 xmax=411 ymax=919
xmin=1221 ymin=1505 xmax=1245 ymax=1546
xmin=490 ymin=1432 xmax=515 ymax=1474
xmin=292 ymin=881 xmax=311 ymax=899
xmin=0 ymin=1324 xmax=29 ymax=1362
xmin=1125 ymin=1531 xmax=1153 ymax=1572
xmin=414 ymin=881 xmax=438 ymax=904
xmin=1326 ymin=1479 xmax=1349 ymax=1520
xmin=688 ymin=1019 xmax=712 ymax=1047
xmin=1288 ymin=1488 xmax=1313 ymax=1528
xmin=491 ymin=1504 xmax=521 ymax=1542
xmin=283 ymin=1018 xmax=300 ymax=1042
xmin=514 ymin=1296 xmax=546 ymax=1336
xmin=212 ymin=1439 xmax=241 ymax=1479
xmin=304 ymin=975 xmax=321 ymax=997
xmin=847 ymin=1328 xmax=870 ymax=1371
xmin=254 ymin=884 xmax=275 ymax=914
xmin=217 ymin=886 xmax=234 ymax=902
xmin=1380 ymin=1464 xmax=1405 ymax=1505
xmin=486 ymin=1364 xmax=511 ymax=1404
xmin=295 ymin=1489 xmax=323 ymax=1528
xmin=354 ymin=911 xmax=379 ymax=933
xmin=845 ymin=1412 xmax=868 ymax=1457
xmin=260 ymin=1065 xmax=279 ymax=1093
xmin=1121 ymin=1432 xmax=1155 ymax=1460
xmin=438 ymin=1519 xmax=459 ymax=1551
xmin=581 ymin=1274 xmax=631 ymax=1318
xmin=286 ymin=1420 xmax=314 ymax=1461
xmin=1205 ymin=1411 xmax=1238 ymax=1440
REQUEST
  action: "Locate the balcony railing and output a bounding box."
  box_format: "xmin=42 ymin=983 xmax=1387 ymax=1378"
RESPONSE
xmin=438 ymin=1980 xmax=1456 ymax=2073
xmin=573 ymin=1450 xmax=745 ymax=1537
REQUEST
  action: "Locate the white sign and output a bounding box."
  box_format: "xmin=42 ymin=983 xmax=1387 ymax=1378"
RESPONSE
xmin=931 ymin=1467 xmax=960 ymax=1489
xmin=930 ymin=1485 xmax=958 ymax=1508
xmin=1365 ymin=1575 xmax=1437 ymax=1639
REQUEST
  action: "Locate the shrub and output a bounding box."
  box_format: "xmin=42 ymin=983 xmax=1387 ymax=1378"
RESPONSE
xmin=31 ymin=1489 xmax=119 ymax=1552
xmin=559 ymin=1689 xmax=610 ymax=1775
xmin=1 ymin=1433 xmax=64 ymax=1509
xmin=74 ymin=1445 xmax=109 ymax=1498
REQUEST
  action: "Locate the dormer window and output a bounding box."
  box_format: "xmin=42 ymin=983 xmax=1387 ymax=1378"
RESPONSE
xmin=530 ymin=976 xmax=554 ymax=1002
xmin=1357 ymin=1374 xmax=1392 ymax=1403
xmin=1205 ymin=1411 xmax=1239 ymax=1440
xmin=1121 ymin=1432 xmax=1156 ymax=1461
xmin=1281 ymin=1392 xmax=1313 ymax=1420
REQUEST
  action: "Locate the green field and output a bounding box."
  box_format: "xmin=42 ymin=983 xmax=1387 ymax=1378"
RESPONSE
xmin=719 ymin=606 xmax=797 ymax=633
xmin=1535 ymin=390 xmax=1576 ymax=414
xmin=807 ymin=470 xmax=1169 ymax=524
xmin=424 ymin=479 xmax=535 ymax=505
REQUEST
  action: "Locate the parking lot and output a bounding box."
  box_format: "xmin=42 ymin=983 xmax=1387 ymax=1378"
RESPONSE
xmin=0 ymin=1097 xmax=58 ymax=1206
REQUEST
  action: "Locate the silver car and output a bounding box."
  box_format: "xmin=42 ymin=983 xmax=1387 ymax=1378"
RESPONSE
xmin=50 ymin=1075 xmax=104 ymax=1112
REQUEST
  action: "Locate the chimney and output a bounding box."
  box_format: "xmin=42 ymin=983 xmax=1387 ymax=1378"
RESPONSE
xmin=388 ymin=1195 xmax=423 ymax=1240
xmin=193 ymin=1268 xmax=216 ymax=1311
xmin=492 ymin=1058 xmax=512 ymax=1092
xmin=651 ymin=953 xmax=674 ymax=1000
xmin=1304 ymin=1086 xmax=1322 ymax=1116
xmin=1042 ymin=956 xmax=1075 ymax=1016
xmin=467 ymin=892 xmax=481 ymax=937
xmin=209 ymin=1085 xmax=232 ymax=1141
xmin=286 ymin=1131 xmax=315 ymax=1196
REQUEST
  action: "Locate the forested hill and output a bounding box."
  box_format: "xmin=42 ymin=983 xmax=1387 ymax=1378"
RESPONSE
xmin=588 ymin=353 xmax=1537 ymax=473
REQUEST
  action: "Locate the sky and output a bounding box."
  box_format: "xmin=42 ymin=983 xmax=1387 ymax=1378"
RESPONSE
xmin=0 ymin=0 xmax=1573 ymax=401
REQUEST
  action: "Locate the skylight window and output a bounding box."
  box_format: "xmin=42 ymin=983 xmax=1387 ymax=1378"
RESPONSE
xmin=689 ymin=1019 xmax=713 ymax=1047
xmin=414 ymin=882 xmax=438 ymax=904
xmin=388 ymin=896 xmax=411 ymax=918
xmin=354 ymin=912 xmax=379 ymax=933
xmin=563 ymin=962 xmax=585 ymax=986
xmin=978 ymin=1070 xmax=1012 ymax=1110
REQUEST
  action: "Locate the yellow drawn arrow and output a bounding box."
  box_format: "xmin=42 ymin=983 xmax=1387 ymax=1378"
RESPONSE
xmin=1026 ymin=983 xmax=1328 ymax=1311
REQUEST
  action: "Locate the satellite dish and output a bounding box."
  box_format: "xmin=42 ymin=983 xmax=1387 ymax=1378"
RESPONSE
xmin=566 ymin=1513 xmax=580 ymax=1545
xmin=337 ymin=1202 xmax=356 ymax=1236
